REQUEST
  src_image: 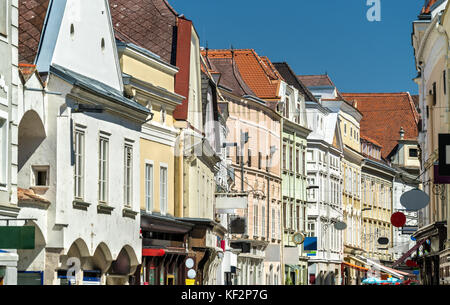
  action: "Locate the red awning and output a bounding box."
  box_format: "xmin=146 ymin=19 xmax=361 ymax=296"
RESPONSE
xmin=142 ymin=248 xmax=165 ymax=257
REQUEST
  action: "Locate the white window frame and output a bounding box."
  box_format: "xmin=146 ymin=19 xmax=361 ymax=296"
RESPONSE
xmin=124 ymin=142 xmax=133 ymax=207
xmin=145 ymin=160 xmax=154 ymax=213
xmin=74 ymin=127 xmax=85 ymax=199
xmin=98 ymin=135 xmax=109 ymax=203
xmin=160 ymin=163 xmax=168 ymax=215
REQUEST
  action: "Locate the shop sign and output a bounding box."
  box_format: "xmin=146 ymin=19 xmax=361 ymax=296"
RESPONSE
xmin=185 ymin=279 xmax=195 ymax=285
xmin=0 ymin=226 xmax=35 ymax=249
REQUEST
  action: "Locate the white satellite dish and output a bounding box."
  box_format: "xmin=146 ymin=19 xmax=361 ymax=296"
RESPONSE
xmin=400 ymin=188 xmax=430 ymax=211
xmin=334 ymin=221 xmax=347 ymax=231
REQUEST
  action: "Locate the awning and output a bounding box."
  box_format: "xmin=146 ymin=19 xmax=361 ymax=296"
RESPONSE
xmin=391 ymin=238 xmax=426 ymax=268
xmin=342 ymin=262 xmax=369 ymax=271
xmin=357 ymin=256 xmax=406 ymax=279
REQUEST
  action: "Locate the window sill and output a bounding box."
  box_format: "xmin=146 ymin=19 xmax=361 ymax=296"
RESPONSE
xmin=73 ymin=200 xmax=91 ymax=211
xmin=97 ymin=204 xmax=114 ymax=215
xmin=123 ymin=207 xmax=138 ymax=219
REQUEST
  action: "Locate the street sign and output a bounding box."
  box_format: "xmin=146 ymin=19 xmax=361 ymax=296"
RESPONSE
xmin=0 ymin=226 xmax=35 ymax=249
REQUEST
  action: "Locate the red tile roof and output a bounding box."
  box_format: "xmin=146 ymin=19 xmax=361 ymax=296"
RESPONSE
xmin=109 ymin=0 xmax=178 ymax=65
xmin=342 ymin=92 xmax=419 ymax=159
xmin=19 ymin=0 xmax=50 ymax=64
xmin=360 ymin=135 xmax=382 ymax=148
xmin=202 ymin=49 xmax=282 ymax=100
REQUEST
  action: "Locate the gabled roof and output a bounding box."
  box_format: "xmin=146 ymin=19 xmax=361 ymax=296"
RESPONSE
xmin=342 ymin=92 xmax=419 ymax=159
xmin=109 ymin=0 xmax=178 ymax=65
xmin=19 ymin=0 xmax=51 ymax=64
xmin=202 ymin=49 xmax=282 ymax=100
xmin=202 ymin=52 xmax=255 ymax=97
xmin=273 ymin=62 xmax=318 ymax=103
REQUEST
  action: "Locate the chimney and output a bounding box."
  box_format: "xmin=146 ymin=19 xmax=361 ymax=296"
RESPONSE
xmin=399 ymin=127 xmax=405 ymax=140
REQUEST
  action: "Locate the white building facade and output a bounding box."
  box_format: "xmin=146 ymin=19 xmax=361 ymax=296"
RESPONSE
xmin=16 ymin=0 xmax=148 ymax=285
xmin=305 ymin=101 xmax=344 ymax=285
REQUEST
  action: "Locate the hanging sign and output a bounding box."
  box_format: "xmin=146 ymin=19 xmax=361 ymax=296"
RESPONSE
xmin=334 ymin=221 xmax=347 ymax=231
xmin=400 ymin=189 xmax=430 ymax=211
xmin=391 ymin=212 xmax=406 ymax=228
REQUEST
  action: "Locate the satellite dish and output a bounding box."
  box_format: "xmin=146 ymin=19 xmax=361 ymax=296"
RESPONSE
xmin=378 ymin=237 xmax=389 ymax=245
xmin=334 ymin=221 xmax=347 ymax=230
xmin=400 ymin=189 xmax=430 ymax=211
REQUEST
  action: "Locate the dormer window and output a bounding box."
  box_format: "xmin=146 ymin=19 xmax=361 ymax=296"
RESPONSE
xmin=409 ymin=148 xmax=418 ymax=158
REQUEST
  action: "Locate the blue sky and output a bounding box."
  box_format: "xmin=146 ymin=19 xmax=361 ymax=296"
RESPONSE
xmin=169 ymin=0 xmax=424 ymax=94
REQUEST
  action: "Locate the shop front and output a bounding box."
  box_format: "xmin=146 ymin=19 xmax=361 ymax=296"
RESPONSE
xmin=136 ymin=213 xmax=194 ymax=285
xmin=412 ymin=221 xmax=446 ymax=285
xmin=179 ymin=218 xmax=227 ymax=285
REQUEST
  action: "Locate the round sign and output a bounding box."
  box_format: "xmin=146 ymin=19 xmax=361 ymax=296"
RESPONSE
xmin=400 ymin=189 xmax=430 ymax=211
xmin=187 ymin=269 xmax=197 ymax=279
xmin=334 ymin=221 xmax=347 ymax=231
xmin=185 ymin=258 xmax=194 ymax=269
xmin=391 ymin=212 xmax=407 ymax=227
xmin=292 ymin=232 xmax=305 ymax=245
xmin=378 ymin=237 xmax=389 ymax=245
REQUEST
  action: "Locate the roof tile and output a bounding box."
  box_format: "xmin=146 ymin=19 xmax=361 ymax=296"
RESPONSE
xmin=342 ymin=92 xmax=419 ymax=159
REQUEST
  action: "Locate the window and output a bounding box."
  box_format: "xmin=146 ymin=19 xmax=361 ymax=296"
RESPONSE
xmin=444 ymin=70 xmax=447 ymax=95
xmin=258 ymin=152 xmax=262 ymax=170
xmin=282 ymin=144 xmax=287 ymax=170
xmin=74 ymin=129 xmax=85 ymax=199
xmin=284 ymin=96 xmax=290 ymax=118
xmin=308 ymin=221 xmax=315 ymax=237
xmin=248 ymin=149 xmax=252 ymax=167
xmin=124 ymin=144 xmax=133 ymax=207
xmin=344 ymin=123 xmax=347 ymax=135
xmin=261 ymin=206 xmax=266 ymax=238
xmin=409 ymin=148 xmax=418 ymax=158
xmin=296 ymin=149 xmax=300 ymax=173
xmin=98 ymin=137 xmax=109 ymax=203
xmin=303 ymin=151 xmax=306 ymax=175
xmin=289 ymin=146 xmax=293 ymax=171
xmin=236 ymin=146 xmax=240 ymax=165
xmin=432 ymin=82 xmax=437 ymax=106
xmin=160 ymin=165 xmax=168 ymax=214
xmin=0 ymin=2 xmax=6 ymax=37
xmin=253 ymin=204 xmax=258 ymax=236
xmin=272 ymin=208 xmax=276 ymax=239
xmin=32 ymin=166 xmax=49 ymax=186
xmin=145 ymin=163 xmax=153 ymax=212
